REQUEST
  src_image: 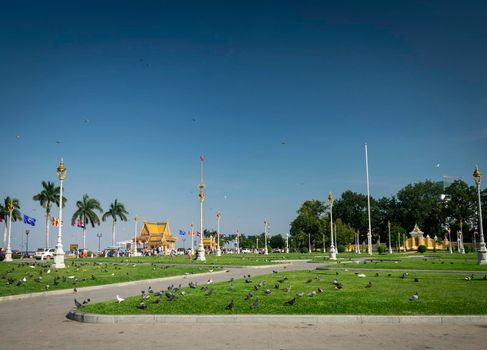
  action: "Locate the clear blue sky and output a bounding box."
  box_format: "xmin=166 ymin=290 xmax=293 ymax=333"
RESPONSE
xmin=1 ymin=0 xmax=486 ymax=251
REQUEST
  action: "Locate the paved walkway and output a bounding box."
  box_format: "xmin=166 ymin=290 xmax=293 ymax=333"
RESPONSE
xmin=1 ymin=260 xmax=486 ymax=350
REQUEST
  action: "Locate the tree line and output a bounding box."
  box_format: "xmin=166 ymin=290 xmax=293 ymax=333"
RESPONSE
xmin=0 ymin=181 xmax=128 ymax=251
xmin=289 ymin=179 xmax=486 ymax=251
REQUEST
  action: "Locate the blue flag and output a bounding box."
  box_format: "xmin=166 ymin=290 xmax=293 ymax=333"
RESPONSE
xmin=23 ymin=214 xmax=36 ymax=226
xmin=179 ymin=230 xmax=186 ymax=236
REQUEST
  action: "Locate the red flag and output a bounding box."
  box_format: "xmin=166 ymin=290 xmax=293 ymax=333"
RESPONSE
xmin=200 ymin=155 xmax=204 ymax=161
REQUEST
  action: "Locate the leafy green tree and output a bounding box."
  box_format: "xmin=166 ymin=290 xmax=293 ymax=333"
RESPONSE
xmin=444 ymin=180 xmax=477 ymax=240
xmin=33 ymin=181 xmax=66 ymax=248
xmin=333 ymin=191 xmax=370 ymax=234
xmin=396 ymin=180 xmax=443 ymax=235
xmin=334 ymin=219 xmax=355 ymax=246
xmin=1 ymin=197 xmax=22 ymax=249
xmin=102 ymin=199 xmax=128 ymax=246
xmin=72 ymin=194 xmax=103 ymax=250
xmin=290 ymin=200 xmax=329 ymax=251
xmin=269 ymin=234 xmax=285 ymax=249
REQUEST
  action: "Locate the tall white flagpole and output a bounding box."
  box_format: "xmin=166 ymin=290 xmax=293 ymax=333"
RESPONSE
xmin=365 ymin=143 xmax=373 ymax=255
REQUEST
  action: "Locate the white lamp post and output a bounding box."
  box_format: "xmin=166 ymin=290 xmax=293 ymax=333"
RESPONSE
xmin=286 ymin=233 xmax=289 ymax=254
xmin=328 ymin=192 xmax=337 ymax=260
xmin=133 ymin=216 xmax=138 ymax=256
xmin=53 ymin=158 xmax=67 ymax=268
xmin=264 ymin=219 xmax=269 ymax=255
xmin=97 ymin=233 xmax=102 ymax=254
xmin=365 ymin=143 xmax=373 ymax=255
xmin=4 ymin=199 xmax=14 ymax=262
xmin=388 ymin=221 xmax=393 ymax=254
xmin=473 ymin=165 xmax=486 ymax=264
xmin=197 ymin=156 xmax=206 ymax=261
xmin=308 ymin=232 xmax=311 ymax=253
xmin=216 ymin=212 xmax=221 ymax=256
xmin=236 ymin=229 xmax=240 ymax=254
xmin=190 ymin=223 xmax=194 ymax=254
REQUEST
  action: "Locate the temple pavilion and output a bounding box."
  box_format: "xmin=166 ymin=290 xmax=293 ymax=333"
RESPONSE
xmin=402 ymin=224 xmax=449 ymax=251
xmin=136 ymin=221 xmax=177 ymax=254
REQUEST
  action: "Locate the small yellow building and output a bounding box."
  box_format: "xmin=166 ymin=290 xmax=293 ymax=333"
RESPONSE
xmin=402 ymin=224 xmax=449 ymax=251
xmin=136 ymin=221 xmax=177 ymax=253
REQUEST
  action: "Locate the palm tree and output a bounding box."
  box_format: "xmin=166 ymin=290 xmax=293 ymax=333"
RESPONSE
xmin=71 ymin=194 xmax=103 ymax=250
xmin=1 ymin=197 xmax=22 ymax=249
xmin=33 ymin=181 xmax=67 ymax=248
xmin=102 ymin=199 xmax=129 ymax=246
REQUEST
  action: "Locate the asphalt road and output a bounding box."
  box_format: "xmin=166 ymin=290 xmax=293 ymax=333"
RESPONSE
xmin=0 ymin=260 xmax=485 ymax=350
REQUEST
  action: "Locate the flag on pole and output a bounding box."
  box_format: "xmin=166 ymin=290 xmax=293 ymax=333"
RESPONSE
xmin=23 ymin=214 xmax=36 ymax=226
xmin=52 ymin=216 xmax=59 ymax=227
xmin=200 ymin=155 xmax=204 ymax=161
xmin=179 ymin=230 xmax=186 ymax=236
xmin=196 ymin=231 xmax=201 ymax=237
xmin=77 ymin=219 xmax=85 ymax=228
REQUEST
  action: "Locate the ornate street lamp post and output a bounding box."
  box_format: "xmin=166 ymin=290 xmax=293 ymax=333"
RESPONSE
xmin=459 ymin=221 xmax=465 ymax=254
xmin=473 ymin=165 xmax=486 ymax=264
xmin=216 ymin=212 xmax=221 ymax=256
xmin=97 ymin=233 xmax=102 ymax=253
xmin=388 ymin=221 xmax=393 ymax=254
xmin=197 ymin=156 xmax=206 ymax=261
xmin=53 ymin=158 xmax=67 ymax=268
xmin=286 ymin=233 xmax=290 ymax=254
xmin=236 ymin=229 xmax=240 ymax=254
xmin=25 ymin=230 xmax=30 ymax=257
xmin=328 ymin=192 xmax=337 ymax=260
xmin=264 ymin=219 xmax=269 ymax=255
xmin=133 ymin=217 xmax=138 ymax=256
xmin=4 ymin=199 xmax=14 ymax=262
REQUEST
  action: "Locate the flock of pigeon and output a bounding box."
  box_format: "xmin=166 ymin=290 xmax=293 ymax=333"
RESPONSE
xmin=1 ymin=260 xmax=208 ymax=293
xmin=72 ymin=269 xmax=487 ymax=312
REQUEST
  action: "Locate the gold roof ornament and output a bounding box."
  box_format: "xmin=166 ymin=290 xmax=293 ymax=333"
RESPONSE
xmin=473 ymin=164 xmax=481 ymax=180
xmin=328 ymin=192 xmax=334 ymax=205
xmin=7 ymin=198 xmax=14 ymax=212
xmin=409 ymin=224 xmax=424 ymax=237
xmin=57 ymin=158 xmax=67 ymax=180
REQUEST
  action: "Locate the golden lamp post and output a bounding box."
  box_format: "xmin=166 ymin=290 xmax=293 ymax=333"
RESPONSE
xmin=328 ymin=192 xmax=337 ymax=260
xmin=53 ymin=158 xmax=67 ymax=268
xmin=4 ymin=199 xmax=15 ymax=262
xmin=473 ymin=165 xmax=486 ymax=264
xmin=197 ymin=156 xmax=206 ymax=261
xmin=216 ymin=212 xmax=222 ymax=256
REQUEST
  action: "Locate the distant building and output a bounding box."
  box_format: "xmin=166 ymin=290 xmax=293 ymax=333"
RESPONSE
xmin=136 ymin=221 xmax=177 ymax=254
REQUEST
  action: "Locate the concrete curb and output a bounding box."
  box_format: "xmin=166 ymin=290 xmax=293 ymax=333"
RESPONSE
xmin=66 ymin=311 xmax=487 ymax=324
xmin=0 ymin=270 xmax=225 ymax=303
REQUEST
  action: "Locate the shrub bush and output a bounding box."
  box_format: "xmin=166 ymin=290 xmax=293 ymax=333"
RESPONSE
xmin=417 ymin=245 xmax=427 ymax=253
xmin=337 ymin=245 xmax=345 ymax=253
xmin=377 ymin=245 xmax=385 ymax=254
xmin=464 ymin=245 xmax=472 ymax=253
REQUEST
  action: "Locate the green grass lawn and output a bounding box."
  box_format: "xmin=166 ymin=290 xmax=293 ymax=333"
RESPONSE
xmin=322 ymin=254 xmax=487 ymax=271
xmin=87 ymin=253 xmax=319 ymax=266
xmin=81 ymin=269 xmax=487 ymax=315
xmin=0 ymin=261 xmax=219 ymax=297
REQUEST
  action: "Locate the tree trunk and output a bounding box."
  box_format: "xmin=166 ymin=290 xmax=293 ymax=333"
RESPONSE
xmin=112 ymin=220 xmax=116 ymax=246
xmin=45 ymin=210 xmax=50 ymax=249
xmin=83 ymin=213 xmax=86 ymax=250
xmin=2 ymin=222 xmax=7 ymax=248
